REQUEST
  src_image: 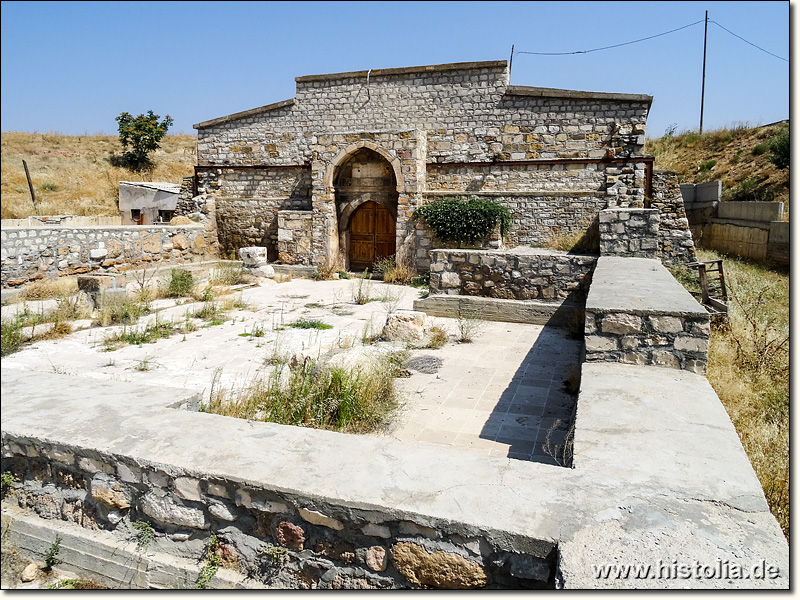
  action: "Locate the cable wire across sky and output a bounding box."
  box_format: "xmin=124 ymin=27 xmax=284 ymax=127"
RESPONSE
xmin=515 ymin=18 xmax=788 ymax=62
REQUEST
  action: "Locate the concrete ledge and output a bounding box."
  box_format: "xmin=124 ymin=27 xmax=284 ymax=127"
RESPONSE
xmin=506 ymin=85 xmax=652 ymax=107
xmin=414 ymin=295 xmax=582 ymax=326
xmin=295 ymin=60 xmax=508 ymax=83
xmin=586 ymin=257 xmax=707 ymax=317
xmin=560 ymin=362 xmax=788 ymax=589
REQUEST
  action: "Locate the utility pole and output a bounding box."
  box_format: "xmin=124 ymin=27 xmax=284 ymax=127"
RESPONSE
xmin=700 ymin=10 xmax=708 ymax=133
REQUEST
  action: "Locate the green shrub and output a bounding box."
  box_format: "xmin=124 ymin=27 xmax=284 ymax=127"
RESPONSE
xmin=167 ymin=268 xmax=194 ymax=297
xmin=698 ymin=159 xmax=717 ymax=172
xmin=768 ymin=127 xmax=789 ymax=169
xmin=413 ymin=197 xmax=512 ymax=246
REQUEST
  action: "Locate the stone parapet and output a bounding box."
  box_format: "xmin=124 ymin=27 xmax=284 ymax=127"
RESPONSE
xmin=583 ymin=256 xmax=710 ymax=373
xmin=428 ymin=247 xmax=596 ymax=302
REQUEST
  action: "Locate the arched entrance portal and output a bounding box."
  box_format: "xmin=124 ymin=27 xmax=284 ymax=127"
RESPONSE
xmin=348 ymin=201 xmax=396 ymax=271
xmin=334 ymin=148 xmax=399 ymax=270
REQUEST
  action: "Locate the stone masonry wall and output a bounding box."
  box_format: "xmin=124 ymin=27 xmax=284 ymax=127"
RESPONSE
xmin=1 ymin=437 xmax=555 ymax=589
xmin=197 ymin=62 xmax=649 ymax=167
xmin=429 ymin=248 xmax=596 ymax=303
xmin=194 ymin=61 xmax=652 ymax=270
xmin=1 ymin=224 xmax=218 ymax=287
xmin=584 ymin=310 xmax=710 ymax=374
xmin=598 ymin=208 xmax=659 ymax=259
xmin=277 ymin=211 xmax=313 ymax=265
xmin=649 ymin=170 xmax=697 ymax=265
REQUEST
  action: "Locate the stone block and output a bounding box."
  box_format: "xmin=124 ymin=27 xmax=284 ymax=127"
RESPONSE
xmin=652 ymin=350 xmax=681 ymax=369
xmin=648 ymin=315 xmax=684 ymax=334
xmin=601 ymin=313 xmax=642 ymax=335
xmin=440 ymin=272 xmax=461 ymax=289
xmin=298 ymin=507 xmax=344 ymax=530
xmin=141 ymin=492 xmax=208 ymax=529
xmin=174 ymin=476 xmax=202 ymax=502
xmin=585 ymin=335 xmax=617 ymax=352
xmin=391 ymin=542 xmax=488 ymax=589
xmin=674 ymin=335 xmax=708 ymax=353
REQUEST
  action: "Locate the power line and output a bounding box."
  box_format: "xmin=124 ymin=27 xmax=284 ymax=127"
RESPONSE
xmin=710 ymin=20 xmax=789 ymax=63
xmin=515 ymin=19 xmax=704 ymax=56
xmin=514 ymin=18 xmax=788 ymax=63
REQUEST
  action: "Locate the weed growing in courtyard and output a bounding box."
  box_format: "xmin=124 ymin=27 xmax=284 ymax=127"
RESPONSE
xmin=96 ymin=294 xmax=150 ymax=327
xmin=372 ymin=255 xmax=417 ymax=285
xmin=289 ymin=319 xmax=333 ymax=330
xmin=421 ymin=325 xmax=448 ymax=349
xmin=1 ymin=314 xmax=25 ymax=356
xmin=166 ymin=268 xmax=195 ymax=297
xmin=456 ymin=305 xmax=485 ymax=343
xmin=543 ymin=419 xmax=575 ymax=467
xmin=352 ymin=269 xmax=375 ymax=304
xmin=1 ymin=472 xmax=19 ymax=497
xmin=211 ymin=262 xmax=248 ymax=287
xmin=204 ymin=352 xmax=403 ymax=433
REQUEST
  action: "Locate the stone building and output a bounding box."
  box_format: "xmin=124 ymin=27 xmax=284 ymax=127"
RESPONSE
xmin=191 ymin=59 xmax=694 ymax=270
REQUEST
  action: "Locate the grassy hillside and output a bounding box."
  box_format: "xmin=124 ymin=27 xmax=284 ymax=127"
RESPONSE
xmin=1 ymin=132 xmax=196 ymax=219
xmin=647 ymin=122 xmax=790 ymax=216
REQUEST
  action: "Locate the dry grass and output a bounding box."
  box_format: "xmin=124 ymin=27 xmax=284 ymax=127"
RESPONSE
xmin=203 ymin=353 xmax=403 ymax=434
xmin=648 ymin=123 xmax=790 ymax=217
xmin=541 ymin=219 xmax=599 ymax=254
xmin=18 ymin=277 xmax=79 ymax=300
xmin=1 ymin=132 xmax=196 ymax=219
xmin=673 ymin=249 xmax=788 ymax=539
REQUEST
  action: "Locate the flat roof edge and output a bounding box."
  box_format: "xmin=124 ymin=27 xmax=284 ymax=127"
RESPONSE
xmin=506 ymin=85 xmax=653 ymax=106
xmin=295 ymin=60 xmax=508 ymax=83
xmin=194 ymin=99 xmax=295 ymax=130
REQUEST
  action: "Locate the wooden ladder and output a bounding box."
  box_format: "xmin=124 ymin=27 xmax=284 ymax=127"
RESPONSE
xmin=686 ymin=259 xmax=728 ymax=314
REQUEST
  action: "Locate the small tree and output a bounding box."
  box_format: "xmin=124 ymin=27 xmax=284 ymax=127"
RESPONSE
xmin=115 ymin=110 xmax=174 ymax=170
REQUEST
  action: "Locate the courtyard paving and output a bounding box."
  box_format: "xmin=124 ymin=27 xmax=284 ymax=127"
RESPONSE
xmin=1 ymin=276 xmax=580 ymax=466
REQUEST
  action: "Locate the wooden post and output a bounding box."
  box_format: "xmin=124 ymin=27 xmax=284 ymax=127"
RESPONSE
xmin=23 ymin=160 xmax=39 ymax=213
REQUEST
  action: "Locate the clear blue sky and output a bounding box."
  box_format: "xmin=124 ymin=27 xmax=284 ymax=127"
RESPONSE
xmin=0 ymin=1 xmax=791 ymax=138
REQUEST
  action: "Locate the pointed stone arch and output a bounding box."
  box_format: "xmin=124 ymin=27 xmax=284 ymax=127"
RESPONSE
xmin=329 ymin=146 xmax=400 ymax=270
xmin=323 ymin=141 xmax=405 ymax=194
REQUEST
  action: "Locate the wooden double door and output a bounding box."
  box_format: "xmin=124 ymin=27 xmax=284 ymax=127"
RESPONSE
xmin=348 ymin=201 xmax=396 ymax=271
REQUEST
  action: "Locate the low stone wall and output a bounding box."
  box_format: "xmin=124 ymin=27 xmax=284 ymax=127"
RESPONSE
xmin=1 ymin=224 xmax=218 ymax=287
xmin=1 ymin=215 xmax=123 ymax=228
xmin=428 ymin=247 xmax=595 ymax=302
xmin=584 ymin=256 xmax=710 ymax=373
xmin=2 ymin=442 xmax=552 ymax=589
xmin=277 ymin=210 xmax=313 ymax=265
xmin=598 ymin=208 xmax=660 ymax=259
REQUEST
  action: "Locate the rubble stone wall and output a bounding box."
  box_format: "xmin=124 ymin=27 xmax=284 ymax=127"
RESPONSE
xmin=1 ymin=438 xmax=555 ymax=589
xmin=1 ymin=224 xmax=218 ymax=287
xmin=428 ymin=248 xmax=596 ymax=302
